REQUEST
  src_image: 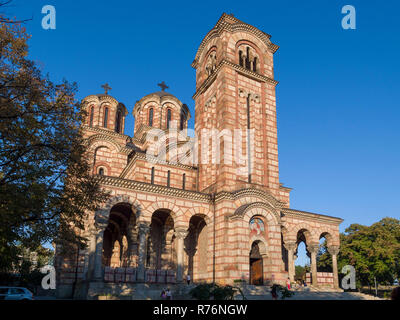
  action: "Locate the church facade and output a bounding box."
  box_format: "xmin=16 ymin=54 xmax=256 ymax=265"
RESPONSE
xmin=56 ymin=14 xmax=342 ymax=298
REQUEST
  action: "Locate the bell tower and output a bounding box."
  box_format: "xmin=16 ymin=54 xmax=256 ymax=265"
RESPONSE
xmin=192 ymin=14 xmax=282 ymax=198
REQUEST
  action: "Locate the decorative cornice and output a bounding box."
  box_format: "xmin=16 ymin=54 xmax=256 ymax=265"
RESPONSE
xmin=119 ymin=151 xmax=197 ymax=179
xmin=192 ymin=13 xmax=279 ymax=69
xmin=96 ymin=175 xmax=212 ymax=202
xmin=230 ymin=201 xmax=280 ymax=223
xmin=192 ymin=59 xmax=278 ymax=99
xmin=82 ymin=125 xmax=130 ymax=141
xmin=133 ymin=92 xmax=190 ymax=118
xmin=82 ymin=94 xmax=119 ymax=106
xmin=82 ymin=125 xmax=142 ymax=150
xmin=281 ymin=208 xmax=343 ymax=224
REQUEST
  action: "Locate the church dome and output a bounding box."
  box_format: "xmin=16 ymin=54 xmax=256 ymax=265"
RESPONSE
xmin=133 ymin=89 xmax=191 ymax=136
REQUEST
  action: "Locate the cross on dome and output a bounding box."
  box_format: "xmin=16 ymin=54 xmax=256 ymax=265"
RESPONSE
xmin=157 ymin=81 xmax=169 ymax=91
xmin=101 ymin=83 xmax=112 ymax=95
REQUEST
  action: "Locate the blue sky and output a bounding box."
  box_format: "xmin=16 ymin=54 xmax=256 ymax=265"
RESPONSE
xmin=7 ymin=0 xmax=400 ymax=243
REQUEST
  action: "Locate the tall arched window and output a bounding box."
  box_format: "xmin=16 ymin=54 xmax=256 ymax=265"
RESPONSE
xmin=245 ymin=47 xmax=251 ymax=70
xmin=167 ymin=170 xmax=170 ymax=187
xmin=253 ymin=57 xmax=257 ymax=72
xmin=98 ymin=167 xmax=104 ymax=175
xmin=246 ymin=94 xmax=251 ymax=183
xmin=149 ymin=108 xmax=154 ymax=127
xmin=166 ymin=109 xmax=171 ymax=129
xmin=103 ymin=107 xmax=109 ymax=128
xmin=151 ymin=167 xmax=155 ymax=185
xmin=182 ymin=173 xmax=186 ymax=190
xmin=180 ymin=112 xmax=185 ymax=131
xmin=239 ymin=50 xmax=244 ymax=67
xmin=89 ymin=106 xmax=94 ymax=127
xmin=115 ymin=110 xmax=122 ymax=133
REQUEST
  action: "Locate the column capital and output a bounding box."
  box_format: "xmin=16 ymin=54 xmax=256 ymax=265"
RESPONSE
xmin=138 ymin=223 xmax=150 ymax=236
xmin=327 ymin=245 xmax=340 ymax=256
xmin=175 ymin=228 xmax=188 ymax=239
xmin=284 ymin=241 xmax=297 ymax=251
xmin=307 ymin=244 xmax=320 ymax=254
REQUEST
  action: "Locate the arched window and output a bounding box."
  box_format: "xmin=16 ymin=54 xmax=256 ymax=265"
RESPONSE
xmin=89 ymin=106 xmax=94 ymax=127
xmin=180 ymin=112 xmax=185 ymax=131
xmin=151 ymin=167 xmax=155 ymax=185
xmin=167 ymin=170 xmax=170 ymax=187
xmin=245 ymin=47 xmax=251 ymax=70
xmin=149 ymin=108 xmax=154 ymax=127
xmin=98 ymin=167 xmax=104 ymax=175
xmin=239 ymin=50 xmax=244 ymax=67
xmin=246 ymin=94 xmax=251 ymax=183
xmin=253 ymin=57 xmax=257 ymax=72
xmin=103 ymin=107 xmax=109 ymax=128
xmin=182 ymin=173 xmax=186 ymax=190
xmin=166 ymin=109 xmax=171 ymax=129
xmin=115 ymin=110 xmax=122 ymax=133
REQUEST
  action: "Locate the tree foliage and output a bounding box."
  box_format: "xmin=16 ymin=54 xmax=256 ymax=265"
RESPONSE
xmin=316 ymin=240 xmax=333 ymax=272
xmin=338 ymin=218 xmax=400 ymax=286
xmin=317 ymin=218 xmax=400 ymax=287
xmin=0 ymin=17 xmax=109 ymax=272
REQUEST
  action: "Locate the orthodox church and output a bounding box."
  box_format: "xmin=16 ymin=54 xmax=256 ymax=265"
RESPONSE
xmin=56 ymin=13 xmax=342 ymax=299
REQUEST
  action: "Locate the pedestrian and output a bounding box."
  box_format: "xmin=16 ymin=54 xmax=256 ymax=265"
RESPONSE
xmin=160 ymin=290 xmax=166 ymax=299
xmin=271 ymin=284 xmax=278 ymax=300
xmin=286 ymin=277 xmax=291 ymax=290
xmin=165 ymin=288 xmax=172 ymax=300
xmin=186 ymin=274 xmax=191 ymax=285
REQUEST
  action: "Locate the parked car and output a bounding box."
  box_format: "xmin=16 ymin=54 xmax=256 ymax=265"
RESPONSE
xmin=0 ymin=287 xmax=34 ymax=300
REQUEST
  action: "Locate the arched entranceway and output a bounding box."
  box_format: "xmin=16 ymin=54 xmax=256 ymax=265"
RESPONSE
xmin=185 ymin=214 xmax=208 ymax=282
xmin=102 ymin=203 xmax=135 ymax=268
xmin=249 ymin=241 xmax=263 ymax=285
xmin=146 ymin=209 xmax=175 ymax=270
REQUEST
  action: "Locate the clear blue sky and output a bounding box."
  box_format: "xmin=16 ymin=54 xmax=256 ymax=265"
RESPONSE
xmin=8 ymin=1 xmax=400 ymax=239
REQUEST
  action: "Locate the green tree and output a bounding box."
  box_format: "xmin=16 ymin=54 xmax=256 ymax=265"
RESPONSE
xmin=295 ymin=265 xmax=306 ymax=281
xmin=337 ymin=218 xmax=400 ymax=287
xmin=0 ymin=17 xmax=109 ymax=272
xmin=316 ymin=240 xmax=332 ymax=272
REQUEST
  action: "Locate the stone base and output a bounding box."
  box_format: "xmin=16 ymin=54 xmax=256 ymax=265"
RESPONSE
xmin=87 ymin=281 xmax=195 ymax=300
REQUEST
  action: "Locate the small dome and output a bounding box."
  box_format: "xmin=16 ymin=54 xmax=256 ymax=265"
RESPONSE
xmin=152 ymin=91 xmax=176 ymax=98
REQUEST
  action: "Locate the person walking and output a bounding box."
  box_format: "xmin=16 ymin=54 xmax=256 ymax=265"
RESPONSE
xmin=186 ymin=274 xmax=191 ymax=285
xmin=286 ymin=278 xmax=291 ymax=290
xmin=271 ymin=284 xmax=278 ymax=300
xmin=160 ymin=290 xmax=166 ymax=299
xmin=165 ymin=288 xmax=172 ymax=300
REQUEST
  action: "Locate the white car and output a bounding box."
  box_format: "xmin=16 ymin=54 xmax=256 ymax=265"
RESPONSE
xmin=0 ymin=287 xmax=34 ymax=300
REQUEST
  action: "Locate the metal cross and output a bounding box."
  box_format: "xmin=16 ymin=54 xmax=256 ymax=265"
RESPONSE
xmin=101 ymin=83 xmax=112 ymax=95
xmin=157 ymin=81 xmax=169 ymax=91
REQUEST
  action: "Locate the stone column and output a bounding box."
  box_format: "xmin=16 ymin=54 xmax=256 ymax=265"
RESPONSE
xmin=127 ymin=223 xmax=138 ymax=267
xmin=284 ymin=242 xmax=297 ymax=282
xmin=328 ymin=245 xmax=340 ymax=289
xmin=93 ymin=229 xmax=105 ymax=281
xmin=308 ymin=244 xmax=319 ymax=287
xmin=136 ymin=223 xmax=150 ymax=282
xmin=175 ymin=228 xmax=188 ymax=283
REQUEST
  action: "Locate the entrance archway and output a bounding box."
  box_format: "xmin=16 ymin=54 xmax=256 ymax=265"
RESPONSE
xmin=249 ymin=241 xmax=264 ymax=285
xmin=185 ymin=214 xmax=208 ymax=282
xmin=146 ymin=209 xmax=175 ymax=270
xmin=102 ymin=203 xmax=134 ymax=268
